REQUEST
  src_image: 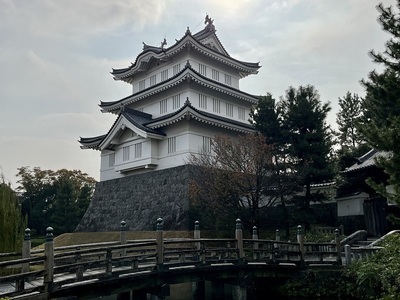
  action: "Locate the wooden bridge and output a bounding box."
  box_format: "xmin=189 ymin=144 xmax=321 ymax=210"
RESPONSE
xmin=0 ymin=219 xmax=380 ymax=300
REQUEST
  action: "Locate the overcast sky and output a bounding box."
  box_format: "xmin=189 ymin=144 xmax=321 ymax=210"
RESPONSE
xmin=0 ymin=0 xmax=393 ymax=187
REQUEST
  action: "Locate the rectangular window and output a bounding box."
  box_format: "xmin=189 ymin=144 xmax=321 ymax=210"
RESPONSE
xmin=199 ymin=94 xmax=207 ymax=109
xmin=202 ymin=136 xmax=211 ymax=153
xmin=173 ymin=64 xmax=181 ymax=75
xmin=199 ymin=63 xmax=207 ymax=76
xmin=226 ymin=103 xmax=233 ymax=117
xmin=212 ymin=69 xmax=219 ymax=81
xmin=109 ymin=153 xmax=115 ymax=167
xmin=213 ymin=98 xmax=220 ymax=113
xmin=160 ymin=99 xmax=168 ymax=114
xmin=139 ymin=80 xmax=145 ymax=91
xmin=168 ymin=137 xmax=176 ymax=153
xmin=161 ymin=69 xmax=168 ymax=81
xmin=173 ymin=94 xmax=181 ymax=109
xmin=224 ymin=74 xmax=232 ymax=86
xmin=123 ymin=146 xmax=130 ymax=161
xmin=238 ymin=107 xmax=246 ymax=120
xmin=150 ymin=74 xmax=156 ymax=86
xmin=134 ymin=143 xmax=142 ymax=158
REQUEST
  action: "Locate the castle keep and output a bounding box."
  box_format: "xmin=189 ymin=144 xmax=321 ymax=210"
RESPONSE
xmin=77 ymin=16 xmax=260 ymax=231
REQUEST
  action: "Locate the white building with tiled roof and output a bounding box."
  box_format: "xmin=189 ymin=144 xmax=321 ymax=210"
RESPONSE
xmin=79 ymin=16 xmax=260 ymax=182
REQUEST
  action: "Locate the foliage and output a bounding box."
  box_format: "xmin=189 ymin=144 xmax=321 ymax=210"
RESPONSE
xmin=16 ymin=167 xmax=96 ymax=235
xmin=0 ymin=175 xmax=26 ymax=252
xmin=359 ymin=1 xmax=400 ymax=210
xmin=280 ymin=270 xmax=357 ymax=299
xmin=252 ymin=86 xmax=334 ymax=211
xmin=348 ymin=234 xmax=400 ymax=300
xmin=188 ymin=134 xmax=282 ymax=231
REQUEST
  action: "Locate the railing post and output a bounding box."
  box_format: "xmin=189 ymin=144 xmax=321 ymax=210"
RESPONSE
xmin=252 ymin=226 xmax=259 ymax=260
xmin=105 ymin=248 xmax=112 ymax=275
xmin=156 ymin=218 xmax=164 ymax=266
xmin=44 ymin=227 xmax=54 ymax=293
xmin=275 ymin=229 xmax=280 ymax=242
xmin=235 ymin=219 xmax=244 ymax=261
xmin=194 ymin=220 xmax=201 ymax=250
xmin=335 ymin=229 xmax=342 ymax=265
xmin=120 ymin=220 xmax=127 ymax=257
xmin=345 ymin=244 xmax=352 ymax=267
xmin=17 ymin=228 xmax=31 ymax=291
xmin=22 ymin=228 xmax=31 ymax=273
xmin=297 ymin=225 xmax=304 ymax=262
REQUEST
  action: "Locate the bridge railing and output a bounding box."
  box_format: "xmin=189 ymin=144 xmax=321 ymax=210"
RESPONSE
xmin=0 ymin=218 xmax=345 ymax=299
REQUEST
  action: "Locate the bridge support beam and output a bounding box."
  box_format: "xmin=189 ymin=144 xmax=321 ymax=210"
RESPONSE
xmin=192 ymin=280 xmax=205 ymax=299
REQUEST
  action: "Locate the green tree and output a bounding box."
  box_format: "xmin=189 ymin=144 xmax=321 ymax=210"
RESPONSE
xmin=250 ymin=94 xmax=303 ymax=236
xmin=0 ymin=174 xmax=26 ymax=252
xmin=335 ymin=91 xmax=370 ymax=172
xmin=360 ymin=1 xmax=400 ymax=209
xmin=16 ymin=167 xmax=96 ymax=234
xmin=281 ymin=85 xmax=334 ymax=209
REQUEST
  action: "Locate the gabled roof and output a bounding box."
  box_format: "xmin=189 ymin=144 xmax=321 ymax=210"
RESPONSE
xmin=145 ymin=98 xmax=255 ymax=134
xmin=342 ymin=149 xmax=390 ymax=173
xmin=111 ymin=18 xmax=260 ymax=82
xmin=80 ymin=99 xmax=255 ymax=150
xmin=79 ymin=107 xmax=165 ymax=150
xmin=101 ymin=62 xmax=259 ymax=113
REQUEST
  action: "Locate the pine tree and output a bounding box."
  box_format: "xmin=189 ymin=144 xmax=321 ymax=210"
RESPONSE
xmin=281 ymin=85 xmax=334 ymax=209
xmin=360 ymin=1 xmax=400 ymax=208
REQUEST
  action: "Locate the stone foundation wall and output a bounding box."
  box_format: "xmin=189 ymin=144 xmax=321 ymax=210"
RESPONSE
xmin=76 ymin=165 xmax=195 ymax=232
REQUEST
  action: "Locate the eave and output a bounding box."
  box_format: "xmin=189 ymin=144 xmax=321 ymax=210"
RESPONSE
xmin=146 ymin=100 xmax=255 ymax=134
xmin=112 ymin=33 xmax=260 ymax=82
xmin=101 ymin=65 xmax=259 ymax=113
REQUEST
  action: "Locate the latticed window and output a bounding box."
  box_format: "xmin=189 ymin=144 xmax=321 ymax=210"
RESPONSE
xmin=173 ymin=64 xmax=181 ymax=75
xmin=213 ymin=98 xmax=220 ymax=113
xmin=160 ymin=99 xmax=168 ymax=114
xmin=212 ymin=69 xmax=219 ymax=81
xmin=123 ymin=146 xmax=130 ymax=161
xmin=134 ymin=143 xmax=142 ymax=158
xmin=109 ymin=153 xmax=115 ymax=167
xmin=238 ymin=107 xmax=246 ymax=120
xmin=202 ymin=136 xmax=212 ymax=153
xmin=199 ymin=63 xmax=207 ymax=76
xmin=226 ymin=103 xmax=234 ymax=117
xmin=199 ymin=94 xmax=207 ymax=109
xmin=139 ymin=80 xmax=145 ymax=91
xmin=168 ymin=137 xmax=176 ymax=153
xmin=161 ymin=69 xmax=169 ymax=81
xmin=224 ymin=74 xmax=232 ymax=86
xmin=173 ymin=94 xmax=181 ymax=110
xmin=150 ymin=75 xmax=156 ymax=86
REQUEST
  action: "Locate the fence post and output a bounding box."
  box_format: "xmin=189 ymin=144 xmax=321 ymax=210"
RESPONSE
xmin=235 ymin=219 xmax=244 ymax=262
xmin=44 ymin=227 xmax=54 ymax=293
xmin=194 ymin=220 xmax=201 ymax=251
xmin=22 ymin=228 xmax=31 ymax=273
xmin=16 ymin=228 xmax=31 ymax=291
xmin=335 ymin=229 xmax=342 ymax=265
xmin=252 ymin=226 xmax=259 ymax=260
xmin=275 ymin=229 xmax=280 ymax=242
xmin=345 ymin=244 xmax=352 ymax=267
xmin=120 ymin=220 xmax=127 ymax=257
xmin=297 ymin=225 xmax=304 ymax=262
xmin=156 ymin=218 xmax=164 ymax=266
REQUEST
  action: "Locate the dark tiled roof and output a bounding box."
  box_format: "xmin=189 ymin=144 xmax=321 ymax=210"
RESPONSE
xmin=100 ymin=64 xmax=260 ymax=111
xmin=122 ymin=107 xmax=166 ymax=136
xmin=111 ymin=24 xmax=260 ymax=77
xmin=145 ymin=99 xmax=254 ymax=131
xmin=342 ymin=149 xmax=390 ymax=173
